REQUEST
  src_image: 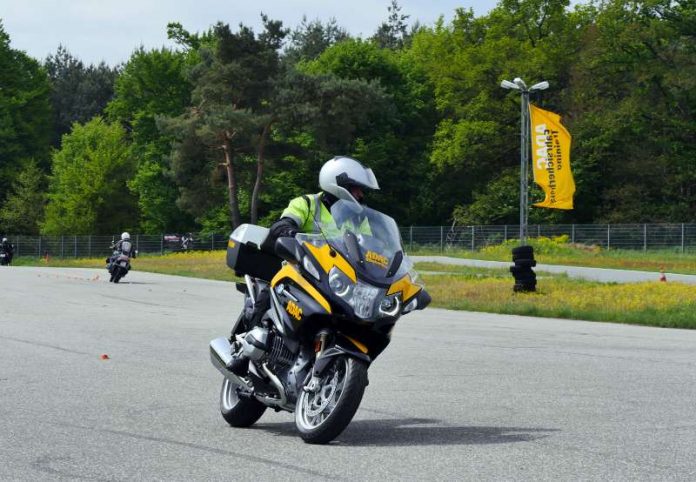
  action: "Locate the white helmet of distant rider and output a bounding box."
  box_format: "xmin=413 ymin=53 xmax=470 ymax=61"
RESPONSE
xmin=319 ymin=156 xmax=380 ymax=205
xmin=121 ymin=232 xmax=130 ymax=240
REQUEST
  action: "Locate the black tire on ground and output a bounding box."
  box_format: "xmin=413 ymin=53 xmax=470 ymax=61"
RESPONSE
xmin=114 ymin=266 xmax=125 ymax=283
xmin=514 ymin=283 xmax=537 ymax=292
xmin=511 ymin=246 xmax=534 ymax=256
xmin=220 ymin=379 xmax=267 ymax=427
xmin=296 ymin=357 xmax=368 ymax=445
xmin=509 ymin=265 xmax=533 ymax=275
xmin=514 ymin=273 xmax=538 ymax=283
xmin=514 ymin=258 xmax=537 ymax=268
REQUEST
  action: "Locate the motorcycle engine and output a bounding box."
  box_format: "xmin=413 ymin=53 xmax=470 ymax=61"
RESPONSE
xmin=266 ymin=331 xmax=295 ymax=371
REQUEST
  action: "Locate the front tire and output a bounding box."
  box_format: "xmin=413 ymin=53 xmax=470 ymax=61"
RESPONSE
xmin=219 ymin=377 xmax=267 ymax=427
xmin=295 ymin=356 xmax=368 ymax=444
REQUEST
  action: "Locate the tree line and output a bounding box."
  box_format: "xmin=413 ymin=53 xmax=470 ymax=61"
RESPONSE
xmin=0 ymin=0 xmax=694 ymax=236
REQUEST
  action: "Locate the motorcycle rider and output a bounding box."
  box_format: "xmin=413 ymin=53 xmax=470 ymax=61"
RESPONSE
xmin=181 ymin=232 xmax=194 ymax=250
xmin=230 ymin=156 xmax=380 ymax=374
xmin=107 ymin=232 xmax=137 ymax=269
xmin=1 ymin=237 xmax=14 ymax=264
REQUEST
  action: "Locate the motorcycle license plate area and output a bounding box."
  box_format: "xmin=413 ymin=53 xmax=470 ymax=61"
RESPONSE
xmin=119 ymin=261 xmax=128 ymax=267
xmin=352 ymin=283 xmax=380 ymax=319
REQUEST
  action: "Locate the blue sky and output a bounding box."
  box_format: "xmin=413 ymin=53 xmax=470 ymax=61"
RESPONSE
xmin=1 ymin=0 xmax=500 ymax=66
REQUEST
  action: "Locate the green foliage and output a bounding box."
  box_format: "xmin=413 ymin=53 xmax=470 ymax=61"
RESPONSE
xmin=42 ymin=118 xmax=136 ymax=234
xmin=3 ymin=3 xmax=696 ymax=232
xmin=372 ymin=0 xmax=411 ymax=49
xmin=107 ymin=47 xmax=195 ymax=232
xmin=285 ymin=17 xmax=349 ymax=62
xmin=568 ymin=0 xmax=696 ymax=222
xmin=44 ymin=46 xmax=118 ymax=146
xmin=0 ymin=160 xmax=46 ymax=234
xmin=304 ymin=38 xmax=436 ymax=223
xmin=0 ymin=21 xmax=52 ymax=198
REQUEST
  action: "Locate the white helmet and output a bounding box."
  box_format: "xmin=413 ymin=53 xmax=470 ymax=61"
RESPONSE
xmin=121 ymin=232 xmax=130 ymax=240
xmin=1 ymin=238 xmax=7 ymax=243
xmin=319 ymin=156 xmax=380 ymax=204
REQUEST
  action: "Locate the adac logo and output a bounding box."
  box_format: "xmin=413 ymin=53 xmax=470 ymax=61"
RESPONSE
xmin=365 ymin=251 xmax=388 ymax=268
xmin=286 ymin=301 xmax=303 ymax=321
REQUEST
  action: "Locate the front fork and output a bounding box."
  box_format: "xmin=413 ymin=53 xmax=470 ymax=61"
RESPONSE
xmin=304 ymin=331 xmax=371 ymax=393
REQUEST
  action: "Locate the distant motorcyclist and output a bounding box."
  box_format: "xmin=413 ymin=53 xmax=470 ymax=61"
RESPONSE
xmin=0 ymin=237 xmax=14 ymax=265
xmin=107 ymin=232 xmax=136 ymax=268
xmin=181 ymin=233 xmax=194 ymax=250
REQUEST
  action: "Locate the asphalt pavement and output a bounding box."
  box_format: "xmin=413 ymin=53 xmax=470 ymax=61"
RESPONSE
xmin=412 ymin=255 xmax=696 ymax=284
xmin=1 ymin=266 xmax=695 ymax=480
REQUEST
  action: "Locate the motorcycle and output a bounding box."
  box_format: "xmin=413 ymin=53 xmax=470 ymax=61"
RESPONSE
xmin=0 ymin=251 xmax=9 ymax=266
xmin=209 ymin=199 xmax=430 ymax=444
xmin=107 ymin=251 xmax=131 ymax=283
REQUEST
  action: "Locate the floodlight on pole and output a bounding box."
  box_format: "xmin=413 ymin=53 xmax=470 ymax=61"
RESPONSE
xmin=500 ymin=80 xmax=519 ymax=90
xmin=530 ymin=81 xmax=549 ymax=91
xmin=513 ymin=77 xmax=527 ymax=90
xmin=500 ymin=77 xmax=549 ymax=245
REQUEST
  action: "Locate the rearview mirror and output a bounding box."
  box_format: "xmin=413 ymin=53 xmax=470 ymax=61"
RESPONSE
xmin=275 ymin=237 xmax=301 ymax=263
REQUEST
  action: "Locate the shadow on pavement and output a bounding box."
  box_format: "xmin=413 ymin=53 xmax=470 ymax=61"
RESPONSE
xmin=255 ymin=417 xmax=558 ymax=446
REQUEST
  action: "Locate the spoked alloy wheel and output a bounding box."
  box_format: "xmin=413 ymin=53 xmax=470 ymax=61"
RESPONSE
xmin=295 ymin=356 xmax=368 ymax=444
xmin=219 ymin=377 xmax=266 ymax=427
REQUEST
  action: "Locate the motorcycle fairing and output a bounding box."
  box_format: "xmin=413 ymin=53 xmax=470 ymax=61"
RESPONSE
xmin=271 ymin=264 xmax=331 ymax=314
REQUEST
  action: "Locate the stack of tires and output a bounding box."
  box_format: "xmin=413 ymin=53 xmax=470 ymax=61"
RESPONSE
xmin=510 ymin=245 xmax=537 ymax=292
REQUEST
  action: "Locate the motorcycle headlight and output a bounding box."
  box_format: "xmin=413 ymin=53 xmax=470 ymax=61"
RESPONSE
xmin=402 ymin=297 xmax=418 ymax=314
xmin=379 ymin=294 xmax=401 ymax=317
xmin=328 ymin=267 xmax=353 ymax=297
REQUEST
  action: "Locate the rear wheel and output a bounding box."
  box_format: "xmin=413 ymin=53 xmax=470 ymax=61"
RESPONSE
xmin=295 ymin=356 xmax=368 ymax=444
xmin=219 ymin=377 xmax=267 ymax=427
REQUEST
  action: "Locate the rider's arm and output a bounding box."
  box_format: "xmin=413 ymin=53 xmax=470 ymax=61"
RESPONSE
xmin=279 ymin=196 xmax=311 ymax=232
xmin=261 ymin=217 xmax=299 ymax=253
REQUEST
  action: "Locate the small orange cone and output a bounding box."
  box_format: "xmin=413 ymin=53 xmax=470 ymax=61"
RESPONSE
xmin=659 ymin=266 xmax=667 ymax=282
xmin=100 ymin=354 xmax=110 ymax=360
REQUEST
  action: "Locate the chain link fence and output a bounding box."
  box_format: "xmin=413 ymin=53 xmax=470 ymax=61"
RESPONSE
xmin=401 ymin=223 xmax=696 ymax=253
xmin=5 ymin=234 xmax=230 ymax=259
xmin=4 ymin=224 xmax=695 ymax=258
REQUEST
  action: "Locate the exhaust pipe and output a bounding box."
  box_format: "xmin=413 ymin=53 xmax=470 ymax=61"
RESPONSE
xmin=209 ymin=337 xmax=253 ymax=389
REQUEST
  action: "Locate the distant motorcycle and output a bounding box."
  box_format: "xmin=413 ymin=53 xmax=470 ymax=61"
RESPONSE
xmin=107 ymin=250 xmax=130 ymax=283
xmin=106 ymin=234 xmax=135 ymax=283
xmin=0 ymin=239 xmax=13 ymax=265
xmin=181 ymin=233 xmax=194 ymax=251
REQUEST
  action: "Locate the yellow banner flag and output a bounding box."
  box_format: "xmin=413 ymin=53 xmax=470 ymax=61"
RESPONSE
xmin=529 ymin=104 xmax=575 ymax=209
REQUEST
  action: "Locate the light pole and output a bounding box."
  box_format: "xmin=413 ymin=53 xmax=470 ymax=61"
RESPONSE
xmin=501 ymin=77 xmax=549 ymax=245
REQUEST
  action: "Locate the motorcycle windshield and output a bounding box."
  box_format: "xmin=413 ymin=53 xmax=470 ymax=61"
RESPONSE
xmin=296 ymin=199 xmax=409 ymax=282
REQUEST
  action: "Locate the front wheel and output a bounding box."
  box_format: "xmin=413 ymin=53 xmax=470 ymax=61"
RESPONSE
xmin=219 ymin=377 xmax=266 ymax=427
xmin=295 ymin=356 xmax=368 ymax=444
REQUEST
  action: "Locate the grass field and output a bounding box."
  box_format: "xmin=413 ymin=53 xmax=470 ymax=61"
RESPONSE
xmin=13 ymin=251 xmax=238 ymax=282
xmin=13 ymin=249 xmax=696 ymax=329
xmin=417 ymin=266 xmax=696 ymax=329
xmin=412 ymin=237 xmax=696 ymax=275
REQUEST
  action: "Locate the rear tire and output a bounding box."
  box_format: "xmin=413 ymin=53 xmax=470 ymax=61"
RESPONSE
xmin=220 ymin=377 xmax=267 ymax=427
xmin=295 ymin=356 xmax=368 ymax=444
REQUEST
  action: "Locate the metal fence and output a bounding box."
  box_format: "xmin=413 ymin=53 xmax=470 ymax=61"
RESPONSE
xmin=4 ymin=224 xmax=696 ymax=258
xmin=5 ymin=234 xmax=230 ymax=259
xmin=402 ymin=223 xmax=696 ymax=253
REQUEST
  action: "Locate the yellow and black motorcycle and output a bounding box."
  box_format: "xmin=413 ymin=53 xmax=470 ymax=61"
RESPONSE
xmin=209 ymin=200 xmax=430 ymax=444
